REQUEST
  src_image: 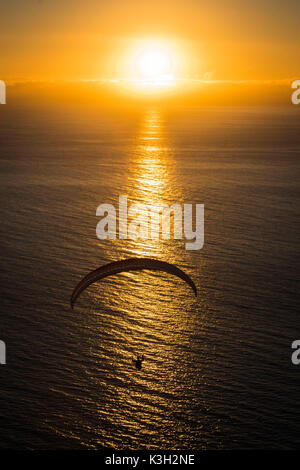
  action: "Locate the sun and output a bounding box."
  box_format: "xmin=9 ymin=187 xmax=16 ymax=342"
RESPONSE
xmin=136 ymin=47 xmax=172 ymax=80
xmin=117 ymin=39 xmax=183 ymax=92
xmin=126 ymin=40 xmax=178 ymax=87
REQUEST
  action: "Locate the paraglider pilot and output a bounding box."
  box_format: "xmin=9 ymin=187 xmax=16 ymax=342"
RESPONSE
xmin=133 ymin=355 xmax=144 ymax=370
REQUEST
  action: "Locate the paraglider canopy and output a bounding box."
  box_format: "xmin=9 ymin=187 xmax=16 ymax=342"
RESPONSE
xmin=70 ymin=258 xmax=197 ymax=309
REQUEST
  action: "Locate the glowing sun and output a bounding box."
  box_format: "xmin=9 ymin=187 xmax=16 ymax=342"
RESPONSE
xmin=136 ymin=47 xmax=172 ymax=80
xmin=119 ymin=40 xmax=182 ymax=91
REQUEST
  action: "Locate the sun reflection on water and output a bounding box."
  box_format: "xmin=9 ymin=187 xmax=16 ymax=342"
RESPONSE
xmin=89 ymin=109 xmax=198 ymax=368
xmin=129 ymin=110 xmax=177 ymax=206
xmin=57 ymin=109 xmax=202 ymax=450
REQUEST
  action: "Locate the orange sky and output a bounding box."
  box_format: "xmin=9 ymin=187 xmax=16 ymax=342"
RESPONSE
xmin=1 ymin=0 xmax=300 ymax=83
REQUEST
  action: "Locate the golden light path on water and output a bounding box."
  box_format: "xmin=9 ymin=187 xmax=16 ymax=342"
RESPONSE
xmin=94 ymin=108 xmax=196 ymax=338
xmin=61 ymin=110 xmax=203 ymax=449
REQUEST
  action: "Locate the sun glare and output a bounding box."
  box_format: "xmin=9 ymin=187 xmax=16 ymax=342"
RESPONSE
xmin=122 ymin=40 xmax=180 ymax=90
xmin=136 ymin=48 xmax=172 ymax=80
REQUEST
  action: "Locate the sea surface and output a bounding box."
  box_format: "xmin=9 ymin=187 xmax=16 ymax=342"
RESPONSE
xmin=0 ymin=102 xmax=299 ymax=449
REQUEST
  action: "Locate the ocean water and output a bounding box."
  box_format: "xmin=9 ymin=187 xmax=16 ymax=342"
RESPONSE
xmin=0 ymin=103 xmax=299 ymax=449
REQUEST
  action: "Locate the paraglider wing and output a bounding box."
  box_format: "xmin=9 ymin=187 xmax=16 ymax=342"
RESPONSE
xmin=70 ymin=258 xmax=197 ymax=308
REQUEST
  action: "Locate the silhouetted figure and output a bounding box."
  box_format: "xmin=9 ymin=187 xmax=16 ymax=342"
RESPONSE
xmin=133 ymin=355 xmax=144 ymax=370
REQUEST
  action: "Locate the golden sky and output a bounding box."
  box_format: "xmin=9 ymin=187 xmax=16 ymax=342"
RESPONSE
xmin=1 ymin=0 xmax=300 ymax=83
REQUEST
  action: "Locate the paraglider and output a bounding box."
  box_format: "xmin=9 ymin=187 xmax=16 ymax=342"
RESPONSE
xmin=70 ymin=257 xmax=197 ymax=309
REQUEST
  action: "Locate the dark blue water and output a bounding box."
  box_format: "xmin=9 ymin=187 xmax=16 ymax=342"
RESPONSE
xmin=0 ymin=103 xmax=299 ymax=449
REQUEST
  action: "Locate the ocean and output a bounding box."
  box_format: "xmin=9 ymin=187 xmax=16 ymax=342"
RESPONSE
xmin=0 ymin=102 xmax=299 ymax=449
